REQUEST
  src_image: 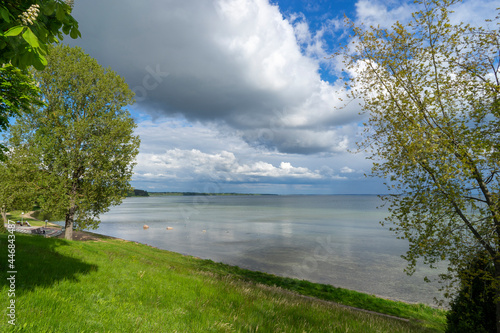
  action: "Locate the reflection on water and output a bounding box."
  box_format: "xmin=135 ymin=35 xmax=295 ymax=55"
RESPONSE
xmin=87 ymin=195 xmax=446 ymax=305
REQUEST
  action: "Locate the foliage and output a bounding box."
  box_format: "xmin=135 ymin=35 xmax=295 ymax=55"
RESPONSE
xmin=0 ymin=64 xmax=43 ymax=158
xmin=6 ymin=44 xmax=140 ymax=240
xmin=446 ymin=252 xmax=496 ymax=333
xmin=337 ymin=0 xmax=500 ymax=323
xmin=31 ymin=208 xmax=61 ymax=222
xmin=0 ymin=0 xmax=80 ymax=70
xmin=0 ymin=0 xmax=79 ymax=159
xmin=126 ymin=189 xmax=149 ymax=197
xmin=0 ymin=148 xmax=39 ymax=228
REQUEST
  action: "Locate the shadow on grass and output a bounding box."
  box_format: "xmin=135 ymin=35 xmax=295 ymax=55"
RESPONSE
xmin=0 ymin=234 xmax=98 ymax=296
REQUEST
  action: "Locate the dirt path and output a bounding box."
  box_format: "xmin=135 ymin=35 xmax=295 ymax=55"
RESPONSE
xmin=55 ymin=230 xmax=115 ymax=241
xmin=20 ymin=211 xmax=36 ymax=219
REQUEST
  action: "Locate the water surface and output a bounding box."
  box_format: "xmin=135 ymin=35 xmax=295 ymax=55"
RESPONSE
xmin=89 ymin=195 xmax=446 ymax=305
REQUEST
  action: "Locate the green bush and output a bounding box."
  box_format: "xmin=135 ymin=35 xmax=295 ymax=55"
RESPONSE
xmin=31 ymin=210 xmax=62 ymax=222
xmin=446 ymin=253 xmax=496 ymax=333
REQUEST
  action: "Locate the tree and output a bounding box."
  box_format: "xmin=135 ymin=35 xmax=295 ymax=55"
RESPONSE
xmin=0 ymin=0 xmax=80 ymax=159
xmin=0 ymin=0 xmax=80 ymax=70
xmin=7 ymin=44 xmax=140 ymax=240
xmin=0 ymin=147 xmax=38 ymax=231
xmin=0 ymin=64 xmax=43 ymax=158
xmin=337 ymin=0 xmax=500 ymax=330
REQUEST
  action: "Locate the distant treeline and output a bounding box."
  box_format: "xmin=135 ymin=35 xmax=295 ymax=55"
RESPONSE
xmin=148 ymin=192 xmax=276 ymax=196
xmin=126 ymin=189 xmax=150 ymax=197
xmin=126 ymin=190 xmax=277 ymax=197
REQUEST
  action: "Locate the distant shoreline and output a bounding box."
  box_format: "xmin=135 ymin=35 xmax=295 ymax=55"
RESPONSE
xmin=148 ymin=192 xmax=278 ymax=196
xmin=126 ymin=189 xmax=279 ymax=197
xmin=128 ymin=191 xmax=383 ymax=197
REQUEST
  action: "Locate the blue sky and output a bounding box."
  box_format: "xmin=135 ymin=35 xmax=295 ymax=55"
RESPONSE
xmin=66 ymin=0 xmax=496 ymax=194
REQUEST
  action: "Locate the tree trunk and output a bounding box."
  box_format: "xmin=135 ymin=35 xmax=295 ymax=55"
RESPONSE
xmin=65 ymin=179 xmax=80 ymax=240
xmin=0 ymin=205 xmax=7 ymax=233
xmin=64 ymin=207 xmax=75 ymax=240
xmin=1 ymin=205 xmax=7 ymax=224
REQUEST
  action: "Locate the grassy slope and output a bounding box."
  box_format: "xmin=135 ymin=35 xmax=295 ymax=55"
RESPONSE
xmin=0 ymin=233 xmax=446 ymax=332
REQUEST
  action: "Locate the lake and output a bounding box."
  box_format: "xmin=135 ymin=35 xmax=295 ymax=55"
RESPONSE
xmin=87 ymin=195 xmax=446 ymax=305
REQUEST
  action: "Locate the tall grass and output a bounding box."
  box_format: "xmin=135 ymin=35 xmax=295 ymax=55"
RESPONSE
xmin=0 ymin=233 xmax=445 ymax=332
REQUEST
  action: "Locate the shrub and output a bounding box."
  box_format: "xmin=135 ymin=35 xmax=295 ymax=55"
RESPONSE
xmin=446 ymin=253 xmax=496 ymax=333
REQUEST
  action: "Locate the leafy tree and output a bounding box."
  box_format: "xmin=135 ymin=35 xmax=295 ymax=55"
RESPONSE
xmin=0 ymin=0 xmax=80 ymax=158
xmin=0 ymin=0 xmax=80 ymax=70
xmin=0 ymin=147 xmax=38 ymax=231
xmin=337 ymin=0 xmax=500 ymax=330
xmin=7 ymin=44 xmax=140 ymax=240
xmin=0 ymin=64 xmax=43 ymax=158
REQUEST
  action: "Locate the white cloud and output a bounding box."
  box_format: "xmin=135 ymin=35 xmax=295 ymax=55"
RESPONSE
xmin=289 ymin=12 xmax=329 ymax=61
xmin=354 ymin=0 xmax=497 ymax=31
xmin=135 ymin=148 xmax=331 ymax=182
xmin=128 ymin=116 xmax=368 ymax=192
xmin=236 ymin=161 xmax=322 ymax=178
xmin=340 ymin=166 xmax=355 ymax=174
xmin=449 ymin=0 xmax=498 ymax=26
xmin=291 ymin=14 xmax=312 ymax=45
xmin=355 ymin=0 xmax=415 ymax=28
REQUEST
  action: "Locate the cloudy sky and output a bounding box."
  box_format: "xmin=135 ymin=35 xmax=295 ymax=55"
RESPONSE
xmin=67 ymin=0 xmax=495 ymax=194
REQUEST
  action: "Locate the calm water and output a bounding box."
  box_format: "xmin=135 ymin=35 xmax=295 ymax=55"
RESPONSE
xmin=88 ymin=195 xmax=446 ymax=305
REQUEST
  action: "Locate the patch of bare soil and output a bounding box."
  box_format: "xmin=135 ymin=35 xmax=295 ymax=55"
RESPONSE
xmin=22 ymin=211 xmax=36 ymax=219
xmin=55 ymin=230 xmax=115 ymax=242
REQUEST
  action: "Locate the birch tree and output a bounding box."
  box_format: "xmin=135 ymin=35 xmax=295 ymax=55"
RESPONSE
xmin=338 ymin=0 xmax=500 ymax=330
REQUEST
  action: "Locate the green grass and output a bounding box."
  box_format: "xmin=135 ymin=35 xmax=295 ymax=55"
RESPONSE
xmin=0 ymin=233 xmax=446 ymax=332
xmin=5 ymin=210 xmax=61 ymax=228
xmin=4 ymin=211 xmax=28 ymax=223
xmin=195 ymin=261 xmax=446 ymax=328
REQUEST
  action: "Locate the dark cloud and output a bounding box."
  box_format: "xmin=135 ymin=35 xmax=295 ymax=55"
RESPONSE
xmin=68 ymin=0 xmax=360 ymax=154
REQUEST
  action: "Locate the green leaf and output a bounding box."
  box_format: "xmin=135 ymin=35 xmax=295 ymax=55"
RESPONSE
xmin=62 ymin=24 xmax=70 ymax=35
xmin=48 ymin=35 xmax=59 ymax=44
xmin=33 ymin=47 xmax=48 ymax=67
xmin=0 ymin=7 xmax=10 ymax=23
xmin=43 ymin=1 xmax=57 ymax=16
xmin=56 ymin=4 xmax=66 ymax=21
xmin=36 ymin=26 xmax=49 ymax=44
xmin=3 ymin=26 xmax=25 ymax=37
xmin=38 ymin=43 xmax=49 ymax=56
xmin=32 ymin=55 xmax=46 ymax=70
xmin=19 ymin=50 xmax=34 ymax=69
xmin=22 ymin=28 xmax=40 ymax=48
xmin=70 ymin=27 xmax=80 ymax=39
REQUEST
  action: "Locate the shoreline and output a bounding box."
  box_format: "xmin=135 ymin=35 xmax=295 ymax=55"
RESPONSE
xmin=9 ymin=207 xmax=446 ymax=308
xmin=53 ymin=228 xmax=445 ymax=314
xmin=62 ymin=227 xmax=446 ymax=309
xmin=0 ymin=231 xmax=447 ymax=332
